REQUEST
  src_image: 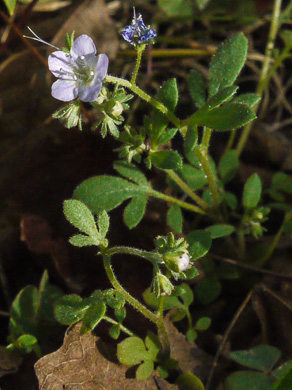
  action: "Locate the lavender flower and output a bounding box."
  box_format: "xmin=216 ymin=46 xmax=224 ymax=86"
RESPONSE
xmin=121 ymin=10 xmax=156 ymax=46
xmin=48 ymin=35 xmax=108 ymax=102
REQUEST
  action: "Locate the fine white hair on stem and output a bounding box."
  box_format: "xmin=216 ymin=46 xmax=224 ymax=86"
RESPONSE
xmin=23 ymin=27 xmax=60 ymax=50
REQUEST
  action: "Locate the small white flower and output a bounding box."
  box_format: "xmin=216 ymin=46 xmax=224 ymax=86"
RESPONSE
xmin=177 ymin=253 xmax=190 ymax=271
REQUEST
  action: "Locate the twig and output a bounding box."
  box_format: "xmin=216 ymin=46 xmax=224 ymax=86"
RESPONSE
xmin=211 ymin=253 xmax=292 ymax=282
xmin=206 ymin=290 xmax=253 ymax=390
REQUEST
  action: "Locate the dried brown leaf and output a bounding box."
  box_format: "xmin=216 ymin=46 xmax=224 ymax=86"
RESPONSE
xmin=0 ymin=346 xmax=23 ymax=378
xmin=35 ymin=322 xmax=178 ymax=390
xmin=165 ymin=315 xmax=212 ymax=382
xmin=51 ymin=0 xmax=119 ymax=59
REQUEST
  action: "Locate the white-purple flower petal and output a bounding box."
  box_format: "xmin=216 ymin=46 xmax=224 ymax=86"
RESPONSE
xmin=78 ymin=80 xmax=102 ymax=102
xmin=71 ymin=34 xmax=96 ymax=59
xmin=48 ymin=34 xmax=109 ymax=103
xmin=94 ymin=54 xmax=109 ymax=80
xmin=51 ymin=79 xmax=78 ymax=102
xmin=48 ymin=51 xmax=75 ymax=79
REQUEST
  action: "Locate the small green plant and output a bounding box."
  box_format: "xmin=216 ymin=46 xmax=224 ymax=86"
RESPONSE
xmin=225 ymin=344 xmax=292 ymax=390
xmin=5 ymin=1 xmax=291 ymax=388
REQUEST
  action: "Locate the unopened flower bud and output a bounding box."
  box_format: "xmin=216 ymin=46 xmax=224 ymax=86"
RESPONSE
xmin=111 ymin=101 xmax=123 ymax=117
xmin=158 ymin=274 xmax=174 ymax=295
xmin=177 ymin=253 xmax=190 ymax=271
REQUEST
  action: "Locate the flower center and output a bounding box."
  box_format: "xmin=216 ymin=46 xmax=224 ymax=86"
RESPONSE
xmin=59 ymin=55 xmax=95 ymax=84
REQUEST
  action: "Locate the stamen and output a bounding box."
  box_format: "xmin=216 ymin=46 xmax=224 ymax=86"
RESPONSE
xmin=23 ymin=27 xmax=60 ymax=50
xmin=59 ymin=68 xmax=78 ymax=81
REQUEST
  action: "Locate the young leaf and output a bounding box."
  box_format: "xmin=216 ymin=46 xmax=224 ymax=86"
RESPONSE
xmin=113 ymin=161 xmax=150 ymax=187
xmin=209 ymin=33 xmax=248 ymax=96
xmin=190 ymin=102 xmax=256 ymax=131
xmin=187 ymin=230 xmax=212 ymax=260
xmin=243 ymin=173 xmax=262 ymax=209
xmin=80 ymin=301 xmax=107 ymax=334
xmin=54 ymin=295 xmax=89 ymax=325
xmin=176 ymin=372 xmax=205 ymax=390
xmin=271 ymin=364 xmax=292 ymax=390
xmin=63 ymin=199 xmax=99 ymax=238
xmin=69 ymin=234 xmax=98 ymax=247
xmin=186 ymin=328 xmax=198 ymax=342
xmin=158 ymin=0 xmax=193 ymax=17
xmin=184 ymin=125 xmax=198 ymax=154
xmin=181 ymin=164 xmax=208 ymax=191
xmin=229 ymin=344 xmax=281 ymax=371
xmin=145 ymin=331 xmax=160 ymax=360
xmin=73 ymin=176 xmax=150 ymax=230
xmin=195 ymin=277 xmax=222 ymax=305
xmin=156 ymin=78 xmax=178 ymax=112
xmin=109 ymin=324 xmax=121 ymax=339
xmin=195 ymin=317 xmax=211 ymax=331
xmin=188 ymin=70 xmax=206 ymax=108
xmin=143 ymin=287 xmax=182 ymax=311
xmin=167 ymin=204 xmax=183 ymax=233
xmin=219 ymin=150 xmax=239 ymax=183
xmin=4 ymin=0 xmax=17 ymax=15
xmin=225 ymin=371 xmax=274 ymax=390
xmin=207 ymin=224 xmax=235 ymax=239
xmin=151 ymin=78 xmax=179 ymax=141
xmin=37 ymin=270 xmax=64 ymax=323
xmin=150 ymin=150 xmax=183 ymax=170
xmin=9 ymin=286 xmax=38 ymax=339
xmin=156 ymin=128 xmax=178 ymax=146
xmin=179 ymin=283 xmax=194 ymax=307
xmin=98 ymin=210 xmax=110 ymax=238
xmin=203 ymin=86 xmax=238 ymax=110
xmin=232 ymin=93 xmax=260 ymax=107
xmin=123 ymin=195 xmax=148 ymax=229
xmin=136 ymin=360 xmax=154 ymax=380
xmin=117 ymin=337 xmax=146 ymax=365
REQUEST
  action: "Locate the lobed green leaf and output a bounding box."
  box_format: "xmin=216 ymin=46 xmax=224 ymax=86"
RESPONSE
xmin=209 ymin=33 xmax=248 ymax=97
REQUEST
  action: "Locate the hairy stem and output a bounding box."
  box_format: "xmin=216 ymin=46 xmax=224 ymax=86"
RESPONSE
xmin=105 ymin=75 xmax=181 ymax=129
xmin=256 ymin=211 xmax=292 ymax=266
xmin=131 ymin=45 xmax=145 ymax=85
xmin=166 ymin=170 xmax=209 ymax=210
xmin=103 ymin=316 xmax=135 ymax=337
xmin=201 ymin=127 xmax=212 ymax=151
xmin=156 ymin=295 xmax=170 ymax=357
xmin=194 ymin=147 xmax=221 ymax=208
xmin=103 ymin=256 xmax=157 ymax=323
xmin=106 ymin=246 xmax=161 ymax=264
xmin=149 ymin=188 xmax=206 ymax=214
xmin=235 ymin=0 xmax=283 ymax=156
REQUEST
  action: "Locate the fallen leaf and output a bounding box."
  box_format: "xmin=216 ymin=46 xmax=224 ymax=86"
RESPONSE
xmin=0 ymin=346 xmax=23 ymax=378
xmin=51 ymin=0 xmax=119 ymax=59
xmin=165 ymin=314 xmax=212 ymax=383
xmin=34 ymin=322 xmax=178 ymax=389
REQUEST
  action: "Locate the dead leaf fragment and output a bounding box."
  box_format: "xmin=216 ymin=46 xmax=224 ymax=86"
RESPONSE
xmin=165 ymin=315 xmax=212 ymax=382
xmin=35 ymin=322 xmax=178 ymax=390
xmin=51 ymin=0 xmax=119 ymax=59
xmin=0 ymin=346 xmax=23 ymax=378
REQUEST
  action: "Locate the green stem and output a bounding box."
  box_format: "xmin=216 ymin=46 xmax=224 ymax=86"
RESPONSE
xmin=103 ymin=255 xmax=157 ymax=324
xmin=256 ymin=211 xmax=292 ymax=266
xmin=186 ymin=310 xmax=192 ymax=329
xmin=149 ymin=188 xmax=206 ymax=214
xmin=194 ymin=147 xmax=221 ymax=208
xmin=156 ymin=295 xmax=170 ymax=357
xmin=103 ymin=315 xmax=135 ymax=337
xmin=201 ymin=127 xmax=212 ymax=151
xmin=131 ymin=45 xmax=145 ymax=85
xmin=166 ymin=170 xmax=209 ymax=210
xmin=235 ymin=0 xmax=283 ymax=157
xmin=104 ymin=75 xmax=181 ymax=129
xmin=224 ymin=130 xmax=236 ymax=153
xmin=106 ymin=246 xmax=161 ymax=264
